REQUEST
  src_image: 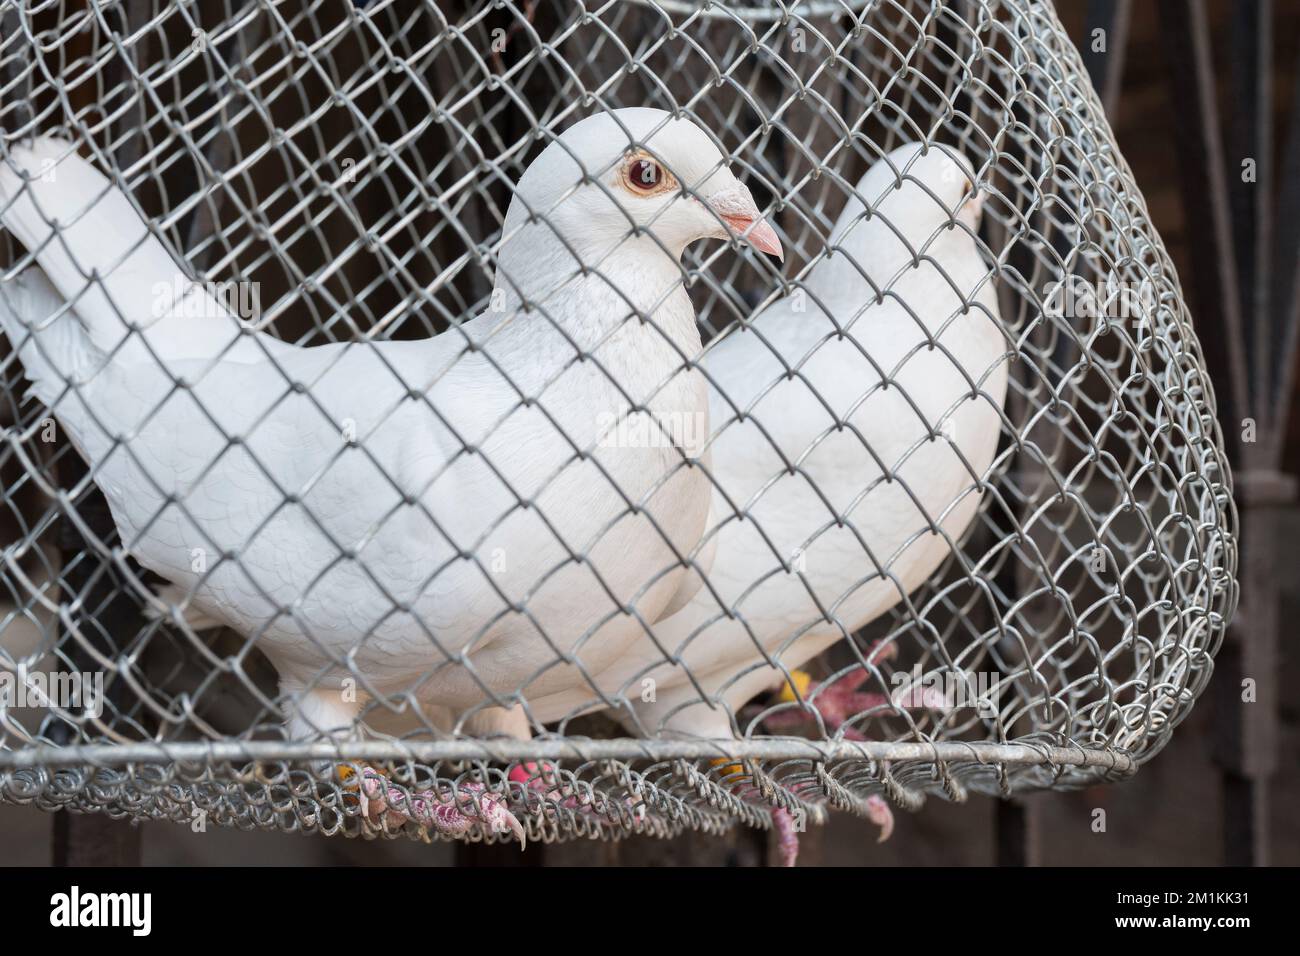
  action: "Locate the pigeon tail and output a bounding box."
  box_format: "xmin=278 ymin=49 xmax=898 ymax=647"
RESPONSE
xmin=0 ymin=136 xmax=266 ymax=370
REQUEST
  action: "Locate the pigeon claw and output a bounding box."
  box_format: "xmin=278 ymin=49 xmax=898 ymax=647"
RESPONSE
xmin=866 ymin=794 xmax=895 ymax=843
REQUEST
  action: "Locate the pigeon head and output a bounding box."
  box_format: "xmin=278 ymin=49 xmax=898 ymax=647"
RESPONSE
xmin=809 ymin=142 xmax=987 ymax=307
xmin=497 ymin=107 xmax=782 ymax=287
xmin=857 ymin=143 xmax=984 ymax=244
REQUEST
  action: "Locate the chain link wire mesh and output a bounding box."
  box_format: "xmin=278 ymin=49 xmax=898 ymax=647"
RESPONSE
xmin=0 ymin=0 xmax=1236 ymax=847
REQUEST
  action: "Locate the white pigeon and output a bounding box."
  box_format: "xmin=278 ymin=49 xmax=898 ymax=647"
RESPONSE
xmin=614 ymin=144 xmax=1009 ymax=735
xmin=475 ymin=143 xmax=1008 ymax=854
xmin=0 ymin=109 xmax=782 ymax=841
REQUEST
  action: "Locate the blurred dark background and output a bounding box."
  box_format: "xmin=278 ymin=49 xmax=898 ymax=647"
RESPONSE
xmin=2 ymin=0 xmax=1297 ymax=866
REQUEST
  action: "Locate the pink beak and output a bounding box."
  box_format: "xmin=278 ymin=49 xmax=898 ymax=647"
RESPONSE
xmin=707 ymin=188 xmax=784 ymax=261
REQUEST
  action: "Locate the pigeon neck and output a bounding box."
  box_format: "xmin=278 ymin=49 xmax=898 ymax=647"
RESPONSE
xmin=814 ymin=227 xmax=971 ymax=316
xmin=480 ymin=230 xmax=702 ymax=412
xmin=492 ymin=227 xmax=697 ymax=349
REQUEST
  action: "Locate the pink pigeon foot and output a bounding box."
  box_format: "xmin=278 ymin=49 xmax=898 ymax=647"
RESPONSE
xmin=358 ymin=769 xmax=525 ymax=845
xmin=771 ymin=807 xmax=800 ymax=867
xmin=509 ymin=762 xmax=642 ymax=823
xmin=762 ymin=639 xmax=902 ymax=740
xmin=764 ymin=638 xmax=958 ymax=741
xmin=763 ymin=669 xmax=893 ymax=739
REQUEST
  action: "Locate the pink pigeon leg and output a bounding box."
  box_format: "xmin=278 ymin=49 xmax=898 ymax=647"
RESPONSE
xmin=358 ymin=769 xmax=525 ymax=845
xmin=771 ymin=807 xmax=800 ymax=866
xmin=714 ymin=763 xmax=806 ymax=867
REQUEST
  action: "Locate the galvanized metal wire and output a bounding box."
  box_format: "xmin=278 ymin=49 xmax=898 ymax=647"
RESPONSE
xmin=0 ymin=0 xmax=1236 ymax=846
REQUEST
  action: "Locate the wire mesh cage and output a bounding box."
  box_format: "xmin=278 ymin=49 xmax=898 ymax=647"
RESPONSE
xmin=0 ymin=0 xmax=1236 ymax=852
